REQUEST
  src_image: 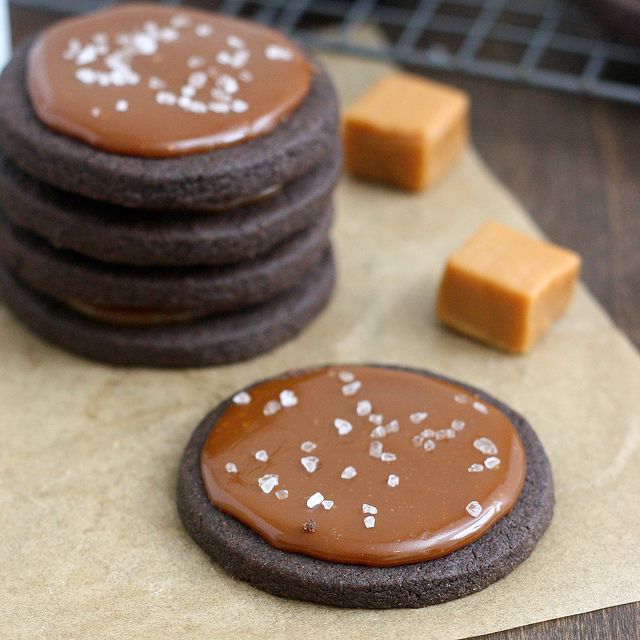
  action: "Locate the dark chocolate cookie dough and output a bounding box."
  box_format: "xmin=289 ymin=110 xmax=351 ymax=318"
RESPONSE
xmin=0 ymin=43 xmax=339 ymax=210
xmin=0 ymin=206 xmax=332 ymax=312
xmin=0 ymin=250 xmax=335 ymax=367
xmin=0 ymin=151 xmax=340 ymax=267
xmin=177 ymin=366 xmax=554 ymax=609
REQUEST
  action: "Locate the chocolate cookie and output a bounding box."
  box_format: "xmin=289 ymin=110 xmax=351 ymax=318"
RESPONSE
xmin=177 ymin=365 xmax=554 ymax=608
xmin=0 ymin=250 xmax=335 ymax=367
xmin=0 ymin=41 xmax=338 ymax=210
xmin=0 ymin=206 xmax=331 ymax=311
xmin=0 ymin=151 xmax=340 ymax=266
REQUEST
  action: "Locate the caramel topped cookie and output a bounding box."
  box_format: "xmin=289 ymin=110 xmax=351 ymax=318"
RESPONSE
xmin=27 ymin=4 xmax=313 ymax=157
xmin=201 ymin=365 xmax=526 ymax=566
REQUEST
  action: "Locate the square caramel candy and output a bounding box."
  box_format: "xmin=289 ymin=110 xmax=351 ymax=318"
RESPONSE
xmin=343 ymin=73 xmax=469 ymax=191
xmin=436 ymin=221 xmax=581 ymax=353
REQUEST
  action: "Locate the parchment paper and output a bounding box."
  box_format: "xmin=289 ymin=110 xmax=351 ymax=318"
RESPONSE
xmin=1 ymin=50 xmax=639 ymax=640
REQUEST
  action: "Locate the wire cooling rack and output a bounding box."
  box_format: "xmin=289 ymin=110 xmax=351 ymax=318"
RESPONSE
xmin=10 ymin=0 xmax=640 ymax=105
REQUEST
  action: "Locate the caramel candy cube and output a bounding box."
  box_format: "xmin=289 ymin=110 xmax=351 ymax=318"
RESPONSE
xmin=436 ymin=221 xmax=581 ymax=353
xmin=343 ymin=73 xmax=469 ymax=191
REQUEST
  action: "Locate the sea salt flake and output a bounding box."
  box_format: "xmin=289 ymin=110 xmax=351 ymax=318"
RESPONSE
xmin=301 ymin=456 xmax=319 ymax=473
xmin=265 ymin=44 xmax=294 ymax=61
xmin=356 ymin=400 xmax=372 ymax=416
xmin=115 ymin=99 xmax=128 ymax=112
xmin=306 ymin=491 xmax=324 ymax=509
xmin=368 ymin=413 xmax=383 ymax=426
xmin=362 ymin=503 xmax=378 ymax=514
xmin=279 ymin=389 xmax=298 ymax=407
xmin=341 ymin=466 xmax=357 ymax=479
xmin=423 ymin=439 xmax=436 ymax=451
xmin=412 ymin=435 xmax=424 ymax=447
xmin=300 ymin=441 xmax=316 ymax=453
xmin=410 ymin=412 xmax=428 ymax=424
xmin=381 ymin=452 xmax=397 ymax=462
xmin=451 ymin=419 xmax=466 ymax=431
xmin=195 ymin=23 xmax=213 ymax=37
xmin=188 ymin=71 xmax=208 ymax=89
xmin=484 ymin=456 xmax=501 ymax=469
xmin=338 ymin=371 xmax=355 ymax=382
xmin=474 ymin=437 xmax=498 ymax=455
xmin=258 ymin=474 xmax=278 ymax=494
xmin=370 ymin=426 xmax=386 ymax=439
xmin=334 ymin=418 xmax=353 ymax=436
xmin=466 ymin=500 xmax=482 ymax=518
xmin=209 ymin=102 xmax=230 ymax=113
xmin=322 ymin=500 xmax=334 ymax=510
xmin=232 ymin=391 xmax=251 ymax=405
xmin=385 ymin=420 xmax=400 ymax=434
xmin=187 ymin=55 xmax=205 ymax=69
xmin=263 ymin=400 xmax=281 ymax=416
xmin=254 ymin=449 xmax=269 ymax=462
xmin=181 ymin=86 xmax=196 ymax=99
xmin=227 ymin=34 xmax=246 ymax=48
xmin=387 ymin=474 xmax=400 ymax=487
xmin=364 ymin=515 xmax=376 ymax=529
xmin=421 ymin=429 xmax=435 ymax=438
xmin=231 ymin=99 xmax=248 ymax=113
xmin=369 ymin=441 xmax=383 ymax=459
xmin=225 ymin=462 xmax=238 ymax=474
xmin=473 ymin=401 xmax=489 ymax=414
xmin=156 ymin=91 xmax=177 ymax=106
xmin=454 ymin=393 xmax=468 ymax=404
xmin=342 ymin=381 xmax=362 ymax=396
xmin=275 ymin=489 xmax=288 ymax=500
xmin=468 ymin=463 xmax=484 ymax=473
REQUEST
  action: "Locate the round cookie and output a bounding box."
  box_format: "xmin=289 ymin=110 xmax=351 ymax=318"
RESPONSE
xmin=177 ymin=365 xmax=554 ymax=608
xmin=0 ymin=250 xmax=335 ymax=367
xmin=0 ymin=207 xmax=332 ymax=312
xmin=0 ymin=39 xmax=338 ymax=210
xmin=0 ymin=151 xmax=340 ymax=266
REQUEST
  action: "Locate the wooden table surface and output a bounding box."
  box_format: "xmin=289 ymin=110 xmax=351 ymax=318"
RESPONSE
xmin=8 ymin=4 xmax=639 ymax=639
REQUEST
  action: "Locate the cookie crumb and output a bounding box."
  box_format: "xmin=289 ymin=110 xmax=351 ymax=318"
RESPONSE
xmin=303 ymin=518 xmax=317 ymax=533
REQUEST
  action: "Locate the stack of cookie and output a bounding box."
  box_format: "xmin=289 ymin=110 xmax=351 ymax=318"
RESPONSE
xmin=0 ymin=4 xmax=339 ymax=367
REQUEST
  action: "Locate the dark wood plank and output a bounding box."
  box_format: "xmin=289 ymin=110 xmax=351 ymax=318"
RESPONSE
xmin=6 ymin=5 xmax=639 ymax=638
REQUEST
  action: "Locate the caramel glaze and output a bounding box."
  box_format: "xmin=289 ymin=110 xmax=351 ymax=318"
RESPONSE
xmin=201 ymin=366 xmax=526 ymax=567
xmin=27 ymin=4 xmax=314 ymax=157
xmin=66 ymin=300 xmax=210 ymax=326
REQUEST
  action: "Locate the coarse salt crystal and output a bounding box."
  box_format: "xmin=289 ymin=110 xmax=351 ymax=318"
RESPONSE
xmin=115 ymin=99 xmax=128 ymax=112
xmin=187 ymin=55 xmax=205 ymax=69
xmin=451 ymin=419 xmax=466 ymax=431
xmin=195 ymin=23 xmax=213 ymax=37
xmin=258 ymin=474 xmax=278 ymax=494
xmin=232 ymin=391 xmax=251 ymax=405
xmin=334 ymin=418 xmax=353 ymax=436
xmin=275 ymin=489 xmax=288 ymax=500
xmin=338 ymin=371 xmax=355 ymax=383
xmin=484 ymin=456 xmax=501 ymax=469
xmin=387 ymin=474 xmax=400 ymax=487
xmin=424 ymin=439 xmax=436 ymax=452
xmin=370 ymin=426 xmax=386 ymax=439
xmin=410 ymin=412 xmax=428 ymax=424
xmin=300 ymin=456 xmax=319 ymax=473
xmin=263 ymin=400 xmax=281 ymax=416
xmin=474 ymin=437 xmax=498 ymax=455
xmin=435 ymin=429 xmax=448 ymax=440
xmin=91 ymin=107 xmax=101 ymax=118
xmin=225 ymin=462 xmax=238 ymax=474
xmin=454 ymin=393 xmax=468 ymax=404
xmin=341 ymin=381 xmax=362 ymax=396
xmin=369 ymin=441 xmax=383 ymax=459
xmin=385 ymin=420 xmax=400 ymax=434
xmin=306 ymin=492 xmax=324 ymax=508
xmin=369 ymin=414 xmax=383 ymax=425
xmin=473 ymin=401 xmax=489 ymax=414
xmin=231 ymin=99 xmax=248 ymax=113
xmin=341 ymin=466 xmax=357 ymax=479
xmin=468 ymin=463 xmax=484 ymax=473
xmin=412 ymin=435 xmax=424 ymax=447
xmin=300 ymin=441 xmax=316 ymax=453
xmin=381 ymin=452 xmax=397 ymax=462
xmin=466 ymin=500 xmax=482 ymax=517
xmin=265 ymin=44 xmax=294 ymax=61
xmin=362 ymin=503 xmax=378 ymax=514
xmin=421 ymin=428 xmax=435 ymax=438
xmin=364 ymin=515 xmax=376 ymax=528
xmin=357 ymin=400 xmax=372 ymax=416
xmin=445 ymin=428 xmax=457 ymax=439
xmin=322 ymin=500 xmax=334 ymax=510
xmin=279 ymin=389 xmax=298 ymax=407
xmin=254 ymin=449 xmax=269 ymax=462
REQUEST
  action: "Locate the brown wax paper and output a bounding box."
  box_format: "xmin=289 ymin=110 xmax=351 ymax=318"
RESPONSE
xmin=2 ymin=49 xmax=639 ymax=640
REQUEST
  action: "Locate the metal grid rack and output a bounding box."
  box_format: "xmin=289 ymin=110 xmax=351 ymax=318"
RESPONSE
xmin=11 ymin=0 xmax=640 ymax=105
